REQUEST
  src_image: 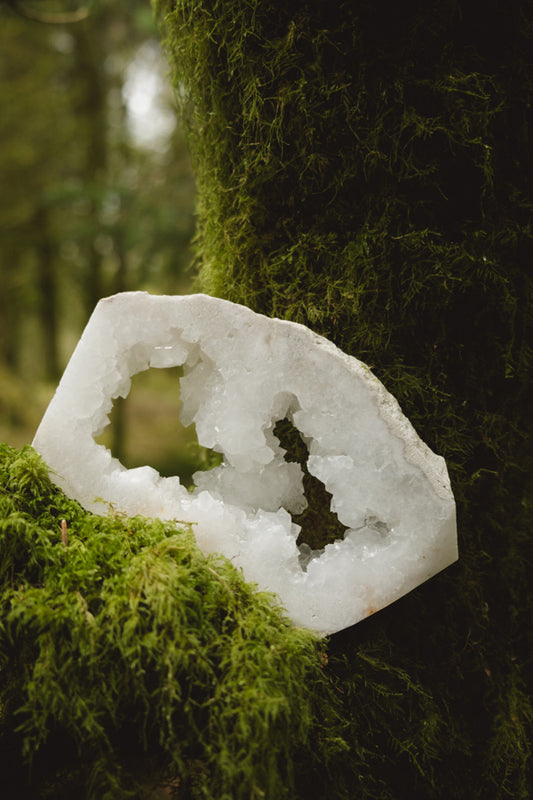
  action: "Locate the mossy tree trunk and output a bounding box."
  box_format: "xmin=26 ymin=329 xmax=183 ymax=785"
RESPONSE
xmin=156 ymin=1 xmax=533 ymax=797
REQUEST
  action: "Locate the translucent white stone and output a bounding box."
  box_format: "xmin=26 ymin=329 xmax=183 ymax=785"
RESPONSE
xmin=32 ymin=292 xmax=457 ymax=635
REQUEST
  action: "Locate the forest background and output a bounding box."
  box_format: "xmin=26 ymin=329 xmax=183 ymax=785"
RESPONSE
xmin=0 ymin=0 xmax=199 ymax=479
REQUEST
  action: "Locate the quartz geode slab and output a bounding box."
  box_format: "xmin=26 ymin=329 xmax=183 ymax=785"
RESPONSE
xmin=33 ymin=292 xmax=457 ymax=634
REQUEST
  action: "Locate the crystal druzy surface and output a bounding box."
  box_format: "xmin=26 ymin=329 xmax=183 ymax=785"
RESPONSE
xmin=33 ymin=292 xmax=457 ymax=634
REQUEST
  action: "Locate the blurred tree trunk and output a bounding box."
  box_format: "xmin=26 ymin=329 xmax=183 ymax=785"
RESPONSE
xmin=71 ymin=19 xmax=108 ymax=318
xmin=0 ymin=247 xmax=22 ymax=372
xmin=34 ymin=203 xmax=60 ymax=381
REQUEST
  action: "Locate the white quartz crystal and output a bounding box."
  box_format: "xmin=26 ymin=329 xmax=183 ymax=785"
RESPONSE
xmin=33 ymin=292 xmax=457 ymax=635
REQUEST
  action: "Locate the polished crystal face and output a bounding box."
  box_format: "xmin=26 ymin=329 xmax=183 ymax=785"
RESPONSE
xmin=33 ymin=292 xmax=457 ymax=634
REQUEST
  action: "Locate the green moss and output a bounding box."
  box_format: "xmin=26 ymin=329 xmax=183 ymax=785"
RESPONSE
xmin=0 ymin=444 xmax=350 ymax=799
xmin=155 ymin=1 xmax=533 ymax=797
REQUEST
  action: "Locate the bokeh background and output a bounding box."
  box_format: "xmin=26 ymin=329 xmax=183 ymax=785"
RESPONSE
xmin=0 ymin=0 xmax=204 ymax=481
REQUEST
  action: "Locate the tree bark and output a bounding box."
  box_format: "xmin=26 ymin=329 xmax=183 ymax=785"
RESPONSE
xmin=156 ymin=1 xmax=533 ymax=797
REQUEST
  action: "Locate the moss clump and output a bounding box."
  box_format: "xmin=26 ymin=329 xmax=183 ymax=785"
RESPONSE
xmin=155 ymin=1 xmax=533 ymax=797
xmin=0 ymin=443 xmax=348 ymax=799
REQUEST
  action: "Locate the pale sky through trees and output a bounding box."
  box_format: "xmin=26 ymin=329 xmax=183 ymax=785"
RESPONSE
xmin=122 ymin=39 xmax=177 ymax=153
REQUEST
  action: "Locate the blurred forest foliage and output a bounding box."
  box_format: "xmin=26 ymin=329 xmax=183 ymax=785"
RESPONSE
xmin=0 ymin=0 xmax=197 ymax=472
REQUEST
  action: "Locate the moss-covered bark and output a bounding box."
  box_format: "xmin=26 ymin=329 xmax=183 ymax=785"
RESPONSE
xmin=155 ymin=1 xmax=533 ymax=797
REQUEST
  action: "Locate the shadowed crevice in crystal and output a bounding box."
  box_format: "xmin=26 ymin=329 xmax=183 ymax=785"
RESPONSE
xmin=273 ymin=417 xmax=349 ymax=553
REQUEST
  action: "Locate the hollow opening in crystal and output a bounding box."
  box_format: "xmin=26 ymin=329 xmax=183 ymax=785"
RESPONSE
xmin=95 ymin=366 xmax=222 ymax=487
